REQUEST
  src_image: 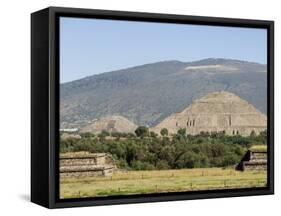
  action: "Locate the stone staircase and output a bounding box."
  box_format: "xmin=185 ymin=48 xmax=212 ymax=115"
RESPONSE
xmin=235 ymin=150 xmax=267 ymax=171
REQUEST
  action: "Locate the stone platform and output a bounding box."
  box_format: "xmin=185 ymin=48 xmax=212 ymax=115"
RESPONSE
xmin=60 ymin=152 xmax=116 ymax=177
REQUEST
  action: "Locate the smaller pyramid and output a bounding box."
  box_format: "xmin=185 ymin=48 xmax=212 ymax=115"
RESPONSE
xmin=152 ymin=91 xmax=267 ymax=136
xmin=80 ymin=115 xmax=138 ymax=134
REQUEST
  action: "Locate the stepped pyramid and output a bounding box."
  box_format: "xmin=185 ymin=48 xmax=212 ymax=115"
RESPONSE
xmin=152 ymin=91 xmax=267 ymax=136
xmin=235 ymin=149 xmax=267 ymax=171
xmin=80 ymin=115 xmax=138 ymax=134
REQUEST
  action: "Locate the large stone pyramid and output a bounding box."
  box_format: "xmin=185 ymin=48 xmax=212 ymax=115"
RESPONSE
xmin=80 ymin=115 xmax=138 ymax=134
xmin=152 ymin=91 xmax=267 ymax=136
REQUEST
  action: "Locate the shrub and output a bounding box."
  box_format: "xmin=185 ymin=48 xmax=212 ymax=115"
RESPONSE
xmin=101 ymin=130 xmax=110 ymax=137
xmin=135 ymin=126 xmax=149 ymax=138
xmin=80 ymin=132 xmax=94 ymax=138
xmin=156 ymin=160 xmax=170 ymax=170
xmin=221 ymin=154 xmax=239 ymax=167
xmin=160 ymin=128 xmax=168 ymax=137
xmin=150 ymin=131 xmax=158 ymax=138
xmin=131 ymin=160 xmax=155 ymax=170
xmin=177 ymin=128 xmax=186 ymax=136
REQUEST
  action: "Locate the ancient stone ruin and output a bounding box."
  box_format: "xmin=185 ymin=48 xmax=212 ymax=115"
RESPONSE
xmin=60 ymin=152 xmax=116 ymax=177
xmin=80 ymin=115 xmax=138 ymax=134
xmin=152 ymin=91 xmax=267 ymax=136
xmin=235 ymin=150 xmax=267 ymax=171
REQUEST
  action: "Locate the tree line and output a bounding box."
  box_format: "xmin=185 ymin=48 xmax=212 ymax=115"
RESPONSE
xmin=60 ymin=127 xmax=267 ymax=170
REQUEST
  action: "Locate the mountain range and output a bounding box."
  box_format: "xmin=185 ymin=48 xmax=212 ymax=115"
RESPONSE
xmin=60 ymin=58 xmax=267 ymax=129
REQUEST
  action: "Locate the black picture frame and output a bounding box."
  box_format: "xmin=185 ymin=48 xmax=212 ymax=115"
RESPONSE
xmin=31 ymin=6 xmax=274 ymax=209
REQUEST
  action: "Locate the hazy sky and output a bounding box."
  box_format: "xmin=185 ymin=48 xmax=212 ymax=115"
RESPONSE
xmin=60 ymin=17 xmax=267 ymax=83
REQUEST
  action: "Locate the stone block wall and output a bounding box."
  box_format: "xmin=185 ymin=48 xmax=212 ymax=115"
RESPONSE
xmin=236 ymin=150 xmax=267 ymax=171
xmin=60 ymin=152 xmax=116 ymax=178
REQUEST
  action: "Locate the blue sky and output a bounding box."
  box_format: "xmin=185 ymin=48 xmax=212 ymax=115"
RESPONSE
xmin=60 ymin=17 xmax=267 ymax=83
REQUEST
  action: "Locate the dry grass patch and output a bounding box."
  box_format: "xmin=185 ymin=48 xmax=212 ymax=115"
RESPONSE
xmin=60 ymin=167 xmax=267 ymax=199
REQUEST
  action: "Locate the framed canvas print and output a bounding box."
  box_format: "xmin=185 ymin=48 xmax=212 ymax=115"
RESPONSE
xmin=31 ymin=6 xmax=274 ymax=208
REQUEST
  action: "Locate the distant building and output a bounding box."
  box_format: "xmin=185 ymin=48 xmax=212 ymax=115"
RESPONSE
xmin=80 ymin=115 xmax=137 ymax=134
xmin=152 ymin=91 xmax=267 ymax=136
xmin=59 ymin=128 xmax=79 ymax=133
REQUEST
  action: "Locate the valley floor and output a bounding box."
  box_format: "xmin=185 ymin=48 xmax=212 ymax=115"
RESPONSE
xmin=60 ymin=168 xmax=267 ymax=199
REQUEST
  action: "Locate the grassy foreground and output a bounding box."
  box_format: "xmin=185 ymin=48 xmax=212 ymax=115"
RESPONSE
xmin=60 ymin=168 xmax=267 ymax=199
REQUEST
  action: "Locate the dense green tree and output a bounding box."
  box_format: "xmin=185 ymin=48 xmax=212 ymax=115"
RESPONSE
xmin=60 ymin=130 xmax=267 ymax=171
xmin=101 ymin=130 xmax=110 ymax=137
xmin=150 ymin=131 xmax=158 ymax=138
xmin=221 ymin=154 xmax=239 ymax=167
xmin=135 ymin=126 xmax=149 ymax=138
xmin=80 ymin=132 xmax=94 ymax=138
xmin=156 ymin=160 xmax=170 ymax=170
xmin=131 ymin=160 xmax=155 ymax=170
xmin=160 ymin=128 xmax=168 ymax=137
xmin=177 ymin=128 xmax=186 ymax=136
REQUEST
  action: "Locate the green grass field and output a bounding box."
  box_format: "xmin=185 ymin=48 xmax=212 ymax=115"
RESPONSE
xmin=60 ymin=168 xmax=267 ymax=199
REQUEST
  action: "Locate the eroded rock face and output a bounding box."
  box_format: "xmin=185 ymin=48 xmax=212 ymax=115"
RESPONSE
xmin=152 ymin=91 xmax=267 ymax=136
xmin=80 ymin=115 xmax=138 ymax=134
